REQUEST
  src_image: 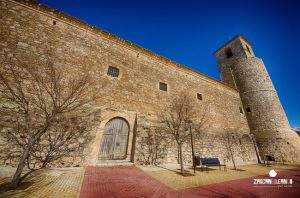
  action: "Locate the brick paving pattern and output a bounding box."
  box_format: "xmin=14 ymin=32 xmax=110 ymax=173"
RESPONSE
xmin=80 ymin=166 xmax=174 ymax=198
xmin=1 ymin=165 xmax=299 ymax=197
xmin=181 ymin=168 xmax=300 ymax=198
xmin=80 ymin=166 xmax=300 ymax=198
xmin=0 ymin=167 xmax=84 ymax=198
xmin=146 ymin=164 xmax=299 ymax=189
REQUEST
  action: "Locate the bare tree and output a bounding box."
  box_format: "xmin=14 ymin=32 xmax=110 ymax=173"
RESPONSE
xmin=248 ymin=134 xmax=262 ymax=164
xmin=0 ymin=54 xmax=100 ymax=189
xmin=189 ymin=108 xmax=210 ymax=172
xmin=136 ymin=125 xmax=170 ymax=165
xmin=159 ymin=92 xmax=209 ymax=175
xmin=223 ymin=130 xmax=237 ymax=170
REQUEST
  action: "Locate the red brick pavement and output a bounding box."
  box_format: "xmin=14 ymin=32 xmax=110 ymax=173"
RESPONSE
xmin=80 ymin=166 xmax=300 ymax=198
xmin=79 ymin=166 xmax=175 ymax=198
xmin=181 ymin=168 xmax=300 ymax=198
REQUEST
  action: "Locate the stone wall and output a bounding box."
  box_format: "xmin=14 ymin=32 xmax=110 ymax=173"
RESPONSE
xmin=0 ymin=0 xmax=258 ymax=166
xmin=164 ymin=132 xmax=257 ymax=166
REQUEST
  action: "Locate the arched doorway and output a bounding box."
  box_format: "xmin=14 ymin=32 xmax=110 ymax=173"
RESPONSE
xmin=99 ymin=117 xmax=129 ymax=160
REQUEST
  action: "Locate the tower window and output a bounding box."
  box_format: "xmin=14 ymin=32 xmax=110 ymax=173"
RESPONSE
xmin=197 ymin=93 xmax=202 ymax=100
xmin=239 ymin=107 xmax=243 ymax=114
xmin=159 ymin=82 xmax=167 ymax=91
xmin=225 ymin=48 xmax=233 ymax=58
xmin=53 ymin=20 xmax=57 ymax=25
xmin=246 ymin=45 xmax=251 ymax=54
xmin=246 ymin=107 xmax=251 ymax=113
xmin=107 ymin=66 xmax=119 ymax=77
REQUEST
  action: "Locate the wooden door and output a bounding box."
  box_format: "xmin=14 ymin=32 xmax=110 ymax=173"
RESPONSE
xmin=99 ymin=118 xmax=129 ymax=160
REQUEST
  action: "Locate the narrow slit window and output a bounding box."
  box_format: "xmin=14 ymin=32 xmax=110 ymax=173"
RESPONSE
xmin=159 ymin=82 xmax=167 ymax=91
xmin=246 ymin=45 xmax=251 ymax=54
xmin=197 ymin=93 xmax=202 ymax=100
xmin=107 ymin=66 xmax=119 ymax=77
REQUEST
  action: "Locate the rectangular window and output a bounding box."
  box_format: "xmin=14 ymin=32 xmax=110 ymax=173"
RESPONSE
xmin=225 ymin=48 xmax=233 ymax=58
xmin=197 ymin=93 xmax=202 ymax=100
xmin=246 ymin=107 xmax=251 ymax=113
xmin=107 ymin=66 xmax=119 ymax=77
xmin=159 ymin=82 xmax=167 ymax=91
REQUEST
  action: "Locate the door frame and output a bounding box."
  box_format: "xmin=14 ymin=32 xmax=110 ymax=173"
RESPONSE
xmin=99 ymin=117 xmax=130 ymax=160
xmin=87 ymin=110 xmax=137 ymax=165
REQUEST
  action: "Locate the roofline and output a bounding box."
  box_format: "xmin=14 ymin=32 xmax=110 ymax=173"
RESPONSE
xmin=8 ymin=0 xmax=239 ymax=93
xmin=214 ymin=35 xmax=252 ymax=54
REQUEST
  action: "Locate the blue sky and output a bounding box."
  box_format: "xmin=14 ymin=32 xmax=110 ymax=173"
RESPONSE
xmin=37 ymin=0 xmax=300 ymax=127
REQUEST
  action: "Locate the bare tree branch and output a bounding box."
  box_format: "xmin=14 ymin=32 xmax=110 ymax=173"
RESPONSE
xmin=0 ymin=52 xmax=100 ymax=189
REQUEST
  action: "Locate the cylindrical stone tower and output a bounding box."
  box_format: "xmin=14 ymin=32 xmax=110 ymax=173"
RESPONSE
xmin=215 ymin=35 xmax=300 ymax=162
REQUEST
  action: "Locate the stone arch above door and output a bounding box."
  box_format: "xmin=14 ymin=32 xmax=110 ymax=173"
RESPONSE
xmin=98 ymin=117 xmax=130 ymax=160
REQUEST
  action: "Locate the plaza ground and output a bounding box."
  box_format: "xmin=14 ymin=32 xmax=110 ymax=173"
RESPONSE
xmin=0 ymin=163 xmax=299 ymax=197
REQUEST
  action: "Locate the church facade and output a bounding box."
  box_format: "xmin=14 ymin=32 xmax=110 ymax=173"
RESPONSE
xmin=1 ymin=0 xmax=299 ymax=167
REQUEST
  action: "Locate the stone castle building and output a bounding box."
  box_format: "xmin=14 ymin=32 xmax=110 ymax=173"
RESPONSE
xmin=1 ymin=0 xmax=299 ymax=166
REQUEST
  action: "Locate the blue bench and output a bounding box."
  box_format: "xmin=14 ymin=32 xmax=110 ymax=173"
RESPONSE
xmin=194 ymin=156 xmax=227 ymax=171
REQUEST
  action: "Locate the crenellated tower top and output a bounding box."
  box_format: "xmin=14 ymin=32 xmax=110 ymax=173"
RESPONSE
xmin=215 ymin=35 xmax=254 ymax=61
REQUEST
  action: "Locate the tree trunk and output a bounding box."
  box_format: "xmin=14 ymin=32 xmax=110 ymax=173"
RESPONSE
xmin=250 ymin=135 xmax=262 ymax=163
xmin=8 ymin=127 xmax=47 ymax=189
xmin=178 ymin=144 xmax=184 ymax=175
xmin=189 ymin=125 xmax=195 ymax=174
xmin=229 ymin=145 xmax=237 ymax=170
xmin=9 ymin=147 xmax=30 ymax=189
xmin=177 ymin=147 xmax=180 ymax=164
xmin=231 ymin=154 xmax=237 ymax=170
xmin=154 ymin=145 xmax=158 ymax=165
xmin=226 ymin=135 xmax=237 ymax=170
